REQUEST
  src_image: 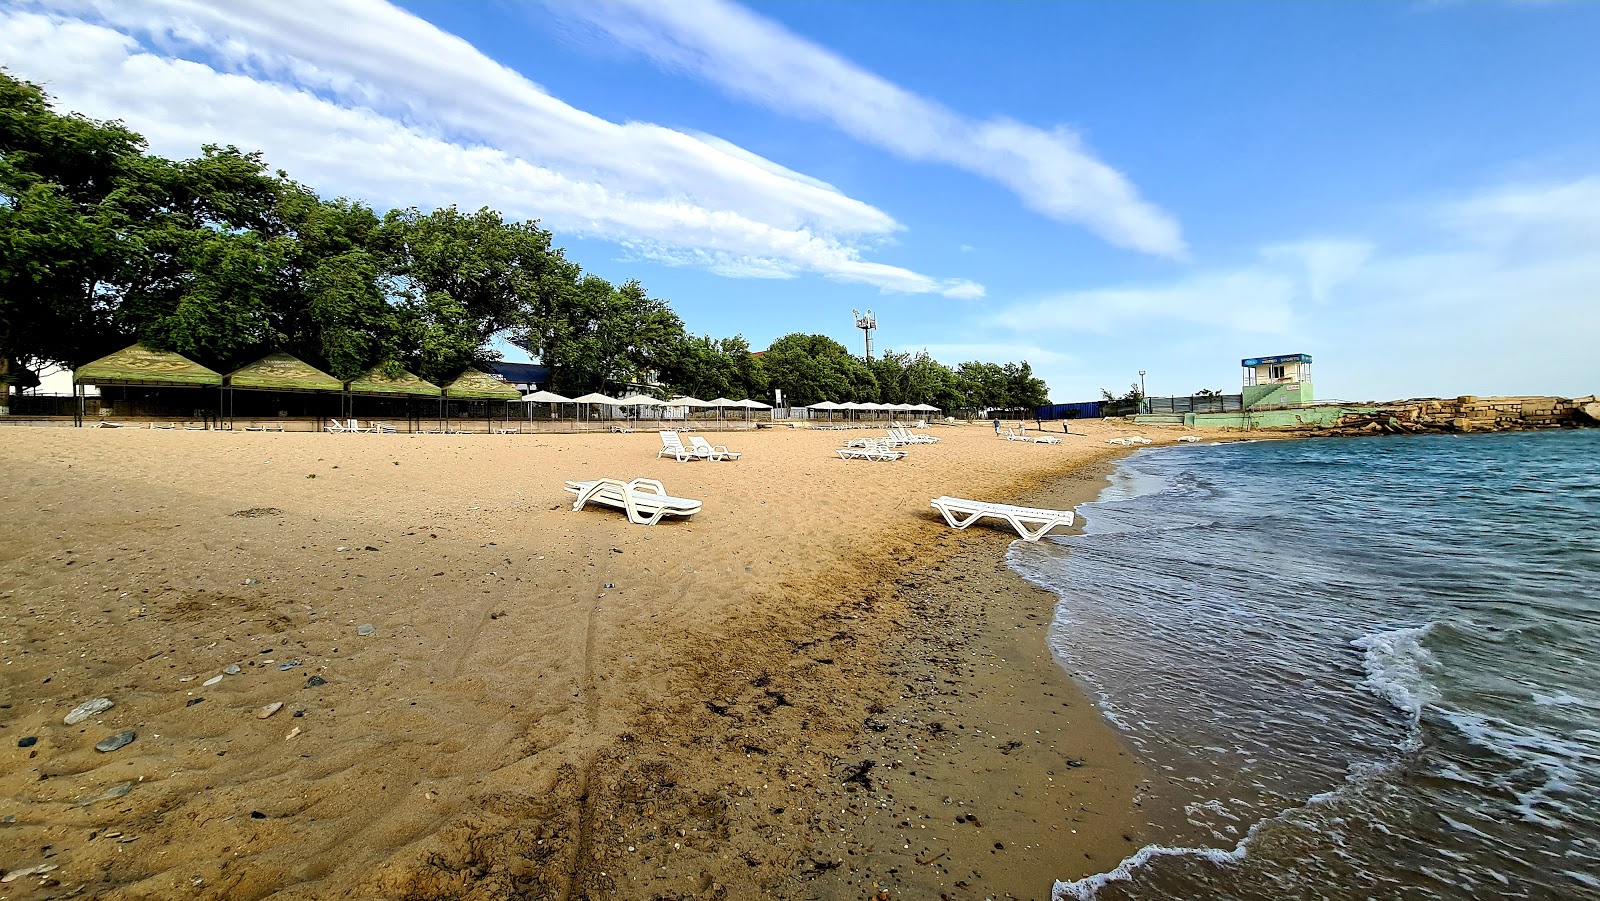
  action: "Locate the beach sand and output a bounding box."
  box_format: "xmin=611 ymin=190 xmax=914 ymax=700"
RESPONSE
xmin=0 ymin=419 xmax=1186 ymax=899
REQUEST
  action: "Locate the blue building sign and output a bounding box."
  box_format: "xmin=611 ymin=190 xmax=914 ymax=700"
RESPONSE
xmin=1240 ymin=353 xmax=1312 ymax=367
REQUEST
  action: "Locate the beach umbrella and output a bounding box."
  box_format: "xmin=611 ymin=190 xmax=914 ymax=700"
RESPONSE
xmin=570 ymin=392 xmax=619 ymax=424
xmin=667 ymin=395 xmax=715 ymax=426
xmin=708 ymin=397 xmax=741 ymax=429
xmin=736 ymin=398 xmax=772 ymax=423
xmin=523 ymin=389 xmax=573 ymax=426
xmin=807 ymin=400 xmax=841 ymax=424
xmin=614 ymin=393 xmax=664 ymax=424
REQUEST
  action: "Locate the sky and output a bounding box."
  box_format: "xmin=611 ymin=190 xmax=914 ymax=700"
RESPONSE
xmin=5 ymin=0 xmax=1599 ymax=402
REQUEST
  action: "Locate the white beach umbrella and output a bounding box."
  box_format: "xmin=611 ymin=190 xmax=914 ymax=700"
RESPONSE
xmin=707 ymin=397 xmax=741 ymax=427
xmin=523 ymin=389 xmax=572 ymax=402
xmin=669 ymin=396 xmax=716 ymax=407
xmin=570 ymin=392 xmax=619 ymax=423
xmin=522 ymin=389 xmax=573 ymax=425
xmin=614 ymin=394 xmax=662 ymax=406
xmin=737 ymin=398 xmax=772 ymax=409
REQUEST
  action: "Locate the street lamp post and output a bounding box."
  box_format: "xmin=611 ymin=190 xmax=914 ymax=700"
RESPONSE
xmin=1138 ymin=370 xmax=1147 ymax=414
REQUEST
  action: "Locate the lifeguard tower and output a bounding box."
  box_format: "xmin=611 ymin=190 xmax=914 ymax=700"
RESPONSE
xmin=1241 ymin=354 xmax=1313 ymax=409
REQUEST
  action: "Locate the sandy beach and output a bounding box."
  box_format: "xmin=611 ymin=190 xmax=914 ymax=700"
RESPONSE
xmin=0 ymin=419 xmax=1188 ymax=899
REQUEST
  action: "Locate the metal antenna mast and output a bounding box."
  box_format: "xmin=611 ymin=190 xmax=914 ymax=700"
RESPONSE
xmin=853 ymin=309 xmax=877 ymax=360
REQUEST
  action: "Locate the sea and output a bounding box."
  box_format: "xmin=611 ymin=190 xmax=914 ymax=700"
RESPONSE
xmin=1005 ymin=430 xmax=1600 ymax=900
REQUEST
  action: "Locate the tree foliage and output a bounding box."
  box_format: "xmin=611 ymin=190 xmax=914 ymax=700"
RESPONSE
xmin=0 ymin=72 xmax=1051 ymax=409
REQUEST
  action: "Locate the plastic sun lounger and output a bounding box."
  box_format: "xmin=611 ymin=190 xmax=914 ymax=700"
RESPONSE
xmin=564 ymin=478 xmax=702 ymax=525
xmin=892 ymin=426 xmax=938 ymax=444
xmin=612 ymin=425 xmax=636 ymax=433
xmin=658 ymin=430 xmax=707 ymax=462
xmin=836 ymin=445 xmax=905 ymax=461
xmin=1002 ymin=428 xmax=1033 ymax=442
xmin=930 ymin=495 xmax=1076 ymax=542
xmin=1178 ymin=436 xmax=1201 ymax=443
xmin=688 ymin=435 xmax=741 ymax=461
xmin=1030 ymin=434 xmax=1063 ymax=444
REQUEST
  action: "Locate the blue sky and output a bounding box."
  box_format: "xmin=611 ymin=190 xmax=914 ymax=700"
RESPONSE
xmin=5 ymin=0 xmax=1598 ymax=401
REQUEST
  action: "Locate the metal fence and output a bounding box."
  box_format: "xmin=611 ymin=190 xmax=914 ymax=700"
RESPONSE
xmin=1145 ymin=393 xmax=1244 ymax=414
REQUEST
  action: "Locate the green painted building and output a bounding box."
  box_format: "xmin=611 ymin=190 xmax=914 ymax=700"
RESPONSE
xmin=1242 ymin=353 xmax=1313 ymax=409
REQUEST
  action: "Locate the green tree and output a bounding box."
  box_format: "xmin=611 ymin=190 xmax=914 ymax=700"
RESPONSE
xmin=379 ymin=206 xmax=561 ymax=382
xmin=0 ymin=72 xmax=149 ymax=383
xmin=760 ymin=333 xmax=865 ymax=406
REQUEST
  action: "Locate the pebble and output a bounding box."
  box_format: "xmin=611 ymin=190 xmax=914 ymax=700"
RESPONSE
xmin=203 ymin=675 xmax=225 ymax=687
xmin=77 ymin=781 xmax=133 ymax=806
xmin=186 ymin=698 xmax=205 ymax=707
xmin=1 ymin=863 xmax=59 ymax=883
xmin=243 ymin=578 xmax=259 ymax=586
xmin=64 ymin=698 xmax=114 ymax=725
xmin=285 ymin=726 xmax=302 ymax=740
xmin=257 ymin=702 xmax=284 ymax=719
xmin=304 ymin=676 xmax=326 ymax=688
xmin=95 ymin=730 xmax=136 ymax=753
xmin=276 ymin=660 xmax=301 ymax=671
xmin=17 ymin=736 xmax=37 ymax=748
xmin=356 ymin=624 xmax=375 ymax=636
xmin=224 ymin=664 xmax=242 ymax=675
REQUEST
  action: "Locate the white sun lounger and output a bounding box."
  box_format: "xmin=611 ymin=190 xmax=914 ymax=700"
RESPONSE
xmin=930 ymin=495 xmax=1076 ymax=542
xmin=837 ymin=444 xmax=905 ymax=461
xmin=657 ymin=430 xmax=706 ymax=462
xmin=688 ymin=435 xmax=741 ymax=460
xmin=890 ymin=426 xmax=938 ymax=444
xmin=1178 ymin=436 xmax=1201 ymax=443
xmin=564 ymin=478 xmax=702 ymax=525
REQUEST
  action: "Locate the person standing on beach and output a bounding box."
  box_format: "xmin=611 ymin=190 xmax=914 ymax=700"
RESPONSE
xmin=993 ymin=418 xmax=1001 ymax=435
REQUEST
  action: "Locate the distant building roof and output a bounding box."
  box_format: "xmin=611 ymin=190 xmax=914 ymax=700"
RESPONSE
xmin=1241 ymin=354 xmax=1312 ymax=367
xmin=485 ymin=361 xmax=550 ymax=385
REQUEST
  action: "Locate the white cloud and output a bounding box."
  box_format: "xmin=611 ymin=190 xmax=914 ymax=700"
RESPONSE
xmin=2 ymin=2 xmax=984 ymax=296
xmin=545 ymin=0 xmax=1186 ymax=258
xmin=982 ymin=176 xmax=1600 ymax=400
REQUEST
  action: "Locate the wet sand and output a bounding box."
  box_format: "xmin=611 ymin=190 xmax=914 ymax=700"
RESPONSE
xmin=0 ymin=420 xmax=1189 ymax=899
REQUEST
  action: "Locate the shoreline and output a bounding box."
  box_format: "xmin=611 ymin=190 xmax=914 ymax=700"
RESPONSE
xmin=0 ymin=424 xmax=1174 ymax=899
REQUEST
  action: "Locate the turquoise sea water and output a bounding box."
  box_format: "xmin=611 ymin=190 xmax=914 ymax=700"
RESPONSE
xmin=1006 ymin=430 xmax=1600 ymax=900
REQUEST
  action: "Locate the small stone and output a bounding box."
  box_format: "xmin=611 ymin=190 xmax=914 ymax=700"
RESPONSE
xmin=604 ymin=583 xmax=615 ymax=589
xmin=186 ymin=698 xmax=205 ymax=707
xmin=95 ymin=730 xmax=136 ymax=753
xmin=285 ymin=726 xmax=302 ymax=740
xmin=257 ymin=702 xmax=284 ymax=719
xmin=77 ymin=781 xmax=133 ymax=806
xmin=276 ymin=660 xmax=301 ymax=671
xmin=17 ymin=736 xmax=37 ymax=748
xmin=304 ymin=676 xmax=326 ymax=688
xmin=292 ymin=709 xmax=305 ymax=717
xmin=203 ymin=674 xmax=225 ymax=687
xmin=224 ymin=664 xmax=242 ymax=675
xmin=356 ymin=624 xmax=375 ymax=636
xmin=610 ymin=547 xmax=622 ymax=554
xmin=1066 ymin=758 xmax=1083 ymax=768
xmin=243 ymin=578 xmax=259 ymax=586
xmin=64 ymin=698 xmax=114 ymax=725
xmin=364 ymin=545 xmax=378 ymax=551
xmin=250 ymin=810 xmax=267 ymax=819
xmin=1 ymin=863 xmax=59 ymax=883
xmin=336 ymin=546 xmax=348 ymax=552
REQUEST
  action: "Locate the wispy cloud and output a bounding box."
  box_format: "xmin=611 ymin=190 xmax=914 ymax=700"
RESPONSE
xmin=979 ymin=176 xmax=1600 ymax=399
xmin=3 ymin=1 xmax=983 ymax=297
xmin=545 ymin=0 xmax=1186 ymax=259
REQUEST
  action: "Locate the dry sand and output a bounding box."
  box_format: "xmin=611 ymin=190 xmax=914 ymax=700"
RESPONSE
xmin=0 ymin=419 xmax=1196 ymax=899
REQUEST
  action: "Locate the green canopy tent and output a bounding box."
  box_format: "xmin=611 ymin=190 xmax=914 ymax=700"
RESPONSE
xmin=345 ymin=365 xmax=442 ymax=433
xmin=442 ymin=368 xmax=523 ymax=432
xmin=73 ymin=343 xmax=225 ymax=426
xmin=224 ymin=352 xmax=343 ymax=430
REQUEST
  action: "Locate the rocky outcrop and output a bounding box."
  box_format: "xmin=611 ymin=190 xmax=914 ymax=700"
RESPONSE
xmin=1309 ymin=395 xmax=1596 ymax=437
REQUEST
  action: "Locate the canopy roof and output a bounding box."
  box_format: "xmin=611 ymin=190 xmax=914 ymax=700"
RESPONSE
xmin=667 ymin=396 xmax=715 ymax=408
xmin=75 ymin=343 xmax=222 ymax=387
xmin=227 ymin=352 xmax=342 ymax=392
xmin=613 ymin=394 xmax=663 ymax=406
xmin=570 ymin=392 xmax=620 ymax=405
xmin=346 ymin=365 xmax=440 ymax=397
xmin=736 ymin=398 xmax=773 ymax=409
xmin=911 ymin=403 xmax=940 ymax=411
xmin=806 ymin=400 xmax=842 ymax=410
xmin=523 ymin=389 xmax=573 ymax=403
xmin=707 ymin=397 xmax=742 ymax=407
xmin=442 ymin=368 xmax=523 ymax=400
